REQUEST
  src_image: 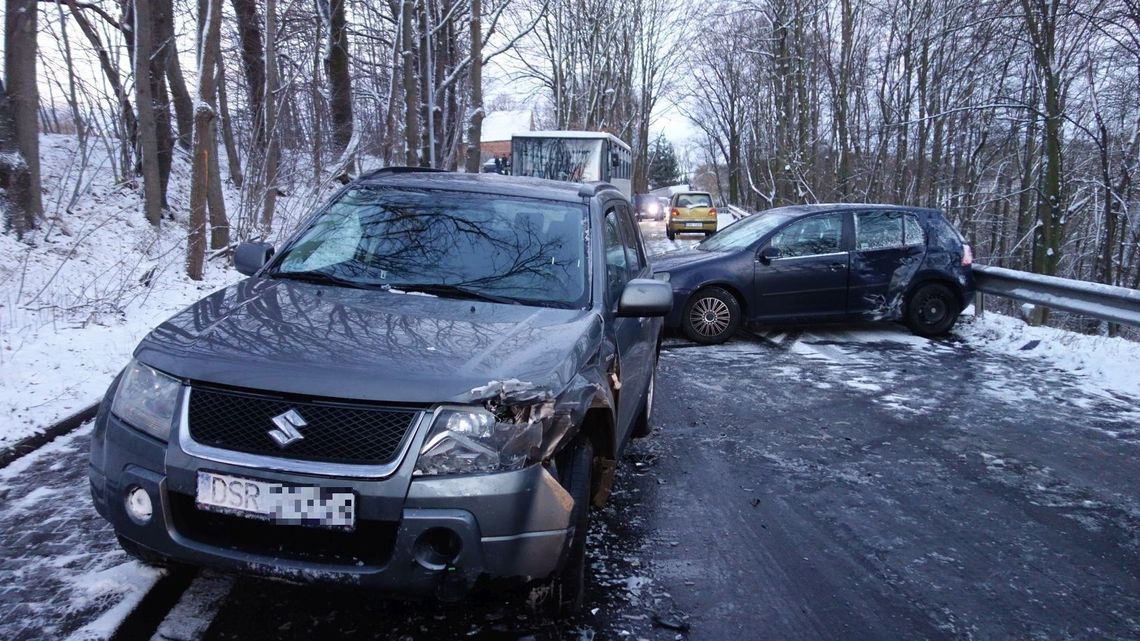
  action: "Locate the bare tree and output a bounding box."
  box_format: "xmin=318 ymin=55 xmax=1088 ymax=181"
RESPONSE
xmin=133 ymin=0 xmax=163 ymax=226
xmin=3 ymin=0 xmax=43 ymax=234
xmin=188 ymin=0 xmax=225 ymax=279
xmin=464 ymin=0 xmax=484 ymax=173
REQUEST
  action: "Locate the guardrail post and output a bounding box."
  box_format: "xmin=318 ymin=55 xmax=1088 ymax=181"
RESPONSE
xmin=974 ymin=291 xmax=985 ymax=319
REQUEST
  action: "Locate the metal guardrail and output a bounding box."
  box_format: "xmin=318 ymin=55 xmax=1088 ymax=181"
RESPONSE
xmin=972 ymin=264 xmax=1140 ymax=327
xmin=723 ymin=204 xmax=753 ymax=220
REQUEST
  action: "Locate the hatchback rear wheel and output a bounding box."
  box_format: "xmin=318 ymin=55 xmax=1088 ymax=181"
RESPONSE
xmin=905 ymin=283 xmax=960 ymax=336
xmin=682 ymin=287 xmax=741 ymax=344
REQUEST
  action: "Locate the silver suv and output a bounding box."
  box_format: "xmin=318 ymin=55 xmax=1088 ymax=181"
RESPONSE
xmin=88 ymin=170 xmax=672 ymax=615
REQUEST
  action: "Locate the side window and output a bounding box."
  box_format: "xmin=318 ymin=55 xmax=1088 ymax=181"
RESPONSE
xmin=904 ymin=213 xmax=925 ymax=246
xmin=616 ymin=205 xmax=645 ymax=274
xmin=855 ymin=211 xmax=904 ymax=251
xmin=603 ymin=209 xmax=629 ymax=298
xmin=769 ymin=213 xmax=844 ymax=258
xmin=855 ymin=210 xmax=924 ymax=250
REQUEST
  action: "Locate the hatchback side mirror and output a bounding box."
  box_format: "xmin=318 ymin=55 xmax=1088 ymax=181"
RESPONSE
xmin=758 ymin=246 xmax=780 ymax=264
xmin=234 ymin=242 xmax=275 ymax=276
xmin=617 ymin=279 xmax=673 ymax=317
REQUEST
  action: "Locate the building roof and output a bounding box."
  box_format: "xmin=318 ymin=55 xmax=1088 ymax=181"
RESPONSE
xmin=481 ymin=109 xmax=533 ymax=143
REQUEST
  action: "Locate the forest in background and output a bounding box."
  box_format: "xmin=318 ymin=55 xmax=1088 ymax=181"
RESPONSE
xmin=0 ymin=0 xmax=1137 ymax=332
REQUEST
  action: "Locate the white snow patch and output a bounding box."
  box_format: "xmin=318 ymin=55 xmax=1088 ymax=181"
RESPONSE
xmin=62 ymin=562 xmax=164 ymax=641
xmin=959 ymin=312 xmax=1140 ymax=399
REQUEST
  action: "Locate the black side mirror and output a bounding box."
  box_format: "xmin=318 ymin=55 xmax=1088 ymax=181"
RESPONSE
xmin=234 ymin=242 xmax=275 ymax=276
xmin=611 ymin=151 xmax=621 ymax=167
xmin=758 ymin=246 xmax=780 ymax=264
xmin=616 ymin=278 xmax=673 ymax=317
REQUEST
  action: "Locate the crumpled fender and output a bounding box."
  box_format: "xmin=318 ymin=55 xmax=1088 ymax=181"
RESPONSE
xmin=460 ymin=315 xmax=618 ymax=464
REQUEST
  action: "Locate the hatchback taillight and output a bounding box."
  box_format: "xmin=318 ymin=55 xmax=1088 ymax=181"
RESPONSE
xmin=671 ymin=208 xmax=680 ymax=217
xmin=710 ymin=207 xmax=718 ymax=217
xmin=962 ymin=244 xmax=973 ymax=267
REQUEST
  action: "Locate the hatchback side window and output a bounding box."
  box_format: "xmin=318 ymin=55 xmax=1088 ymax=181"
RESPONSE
xmin=769 ymin=213 xmax=844 ymax=258
xmin=603 ymin=209 xmax=629 ymax=298
xmin=856 ymin=211 xmax=926 ymax=250
xmin=904 ymin=213 xmax=925 ymax=246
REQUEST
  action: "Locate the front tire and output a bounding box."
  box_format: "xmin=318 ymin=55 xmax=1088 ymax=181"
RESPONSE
xmin=666 ymin=227 xmax=676 ymax=240
xmin=535 ymin=436 xmax=594 ymax=616
xmin=632 ymin=363 xmax=656 ymax=438
xmin=905 ymin=282 xmax=960 ymax=336
xmin=682 ymin=287 xmax=741 ymax=344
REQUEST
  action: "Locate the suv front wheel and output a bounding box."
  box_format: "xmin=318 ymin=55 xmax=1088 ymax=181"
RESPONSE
xmin=534 ymin=435 xmax=594 ymax=616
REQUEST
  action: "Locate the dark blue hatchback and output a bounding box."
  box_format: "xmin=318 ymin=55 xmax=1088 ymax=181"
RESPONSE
xmin=651 ymin=204 xmax=975 ymax=344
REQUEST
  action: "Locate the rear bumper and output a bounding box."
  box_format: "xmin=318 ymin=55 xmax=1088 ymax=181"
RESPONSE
xmin=90 ymin=406 xmax=572 ymax=594
xmin=668 ymin=219 xmax=716 ymax=233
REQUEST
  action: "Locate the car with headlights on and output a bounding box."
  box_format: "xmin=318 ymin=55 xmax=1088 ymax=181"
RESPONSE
xmin=652 ymin=204 xmax=974 ymax=343
xmin=88 ymin=169 xmax=672 ymax=615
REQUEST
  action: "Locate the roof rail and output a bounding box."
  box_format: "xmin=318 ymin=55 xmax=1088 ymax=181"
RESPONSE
xmin=577 ymin=182 xmax=621 ymax=198
xmin=357 ymin=166 xmax=448 ymax=180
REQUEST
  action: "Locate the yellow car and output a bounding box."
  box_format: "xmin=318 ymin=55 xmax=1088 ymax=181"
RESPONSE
xmin=666 ymin=192 xmax=717 ymax=240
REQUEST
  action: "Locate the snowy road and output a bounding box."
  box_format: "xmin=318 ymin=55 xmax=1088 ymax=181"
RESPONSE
xmin=1 ymin=217 xmax=1137 ymax=640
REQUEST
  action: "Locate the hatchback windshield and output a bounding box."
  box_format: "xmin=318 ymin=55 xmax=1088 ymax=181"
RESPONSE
xmin=698 ymin=210 xmax=794 ymax=251
xmin=271 ymin=188 xmax=589 ymax=307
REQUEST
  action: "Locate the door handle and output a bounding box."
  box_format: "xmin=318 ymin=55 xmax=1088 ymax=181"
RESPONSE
xmin=828 ymin=263 xmax=846 ymax=271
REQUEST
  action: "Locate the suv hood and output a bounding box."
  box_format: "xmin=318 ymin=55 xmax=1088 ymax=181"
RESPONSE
xmin=134 ymin=278 xmax=601 ymax=404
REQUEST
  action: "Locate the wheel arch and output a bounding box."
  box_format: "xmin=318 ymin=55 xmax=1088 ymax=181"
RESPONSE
xmin=904 ymin=274 xmax=965 ymax=312
xmin=688 ymin=281 xmax=748 ymax=318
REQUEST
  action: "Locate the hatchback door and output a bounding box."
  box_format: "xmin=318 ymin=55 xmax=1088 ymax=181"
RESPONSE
xmin=847 ymin=210 xmax=927 ymax=317
xmin=752 ymin=212 xmax=850 ymax=321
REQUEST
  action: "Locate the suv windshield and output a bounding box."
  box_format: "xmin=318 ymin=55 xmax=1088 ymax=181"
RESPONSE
xmin=697 ymin=210 xmax=794 ymax=251
xmin=271 ymin=187 xmax=589 ymax=308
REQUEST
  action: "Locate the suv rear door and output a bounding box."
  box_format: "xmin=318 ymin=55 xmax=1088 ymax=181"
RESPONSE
xmin=847 ymin=210 xmax=927 ymax=316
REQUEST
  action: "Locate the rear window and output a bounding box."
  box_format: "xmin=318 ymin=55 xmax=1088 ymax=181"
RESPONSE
xmin=674 ymin=193 xmax=712 ymax=208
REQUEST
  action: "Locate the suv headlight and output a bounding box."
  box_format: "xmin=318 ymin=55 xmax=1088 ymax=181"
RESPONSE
xmin=111 ymin=360 xmax=181 ymax=441
xmin=414 ymin=406 xmax=550 ymax=476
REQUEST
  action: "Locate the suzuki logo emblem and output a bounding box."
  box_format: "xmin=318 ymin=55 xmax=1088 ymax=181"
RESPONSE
xmin=268 ymin=409 xmax=307 ymax=447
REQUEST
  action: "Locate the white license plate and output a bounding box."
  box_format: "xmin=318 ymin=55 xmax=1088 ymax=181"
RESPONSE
xmin=195 ymin=471 xmax=355 ymax=530
xmin=685 ymin=222 xmax=704 ymax=228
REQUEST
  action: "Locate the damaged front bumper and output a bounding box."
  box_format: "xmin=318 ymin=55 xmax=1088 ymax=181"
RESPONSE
xmin=89 ymin=406 xmax=574 ymax=596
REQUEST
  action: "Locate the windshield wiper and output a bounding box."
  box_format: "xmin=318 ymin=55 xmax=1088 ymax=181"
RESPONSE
xmin=393 ymin=283 xmax=520 ymax=305
xmin=270 ymin=270 xmax=370 ymax=289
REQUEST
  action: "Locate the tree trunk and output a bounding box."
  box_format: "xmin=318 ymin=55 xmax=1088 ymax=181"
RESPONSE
xmin=150 ymin=0 xmax=174 ymax=208
xmin=158 ymin=2 xmax=194 ymax=151
xmin=133 ymin=0 xmax=163 ymax=226
xmin=322 ymin=0 xmax=354 ymax=172
xmin=4 ymin=0 xmax=42 ymax=230
xmin=230 ymin=0 xmax=266 ymax=149
xmin=260 ymin=0 xmax=279 ymax=230
xmin=215 ymin=55 xmax=243 ymax=187
xmin=0 ymin=81 xmax=35 ymax=238
xmin=187 ymin=0 xmax=223 ymax=279
xmin=463 ymin=0 xmax=483 ymax=174
xmin=402 ymin=0 xmax=421 ymax=166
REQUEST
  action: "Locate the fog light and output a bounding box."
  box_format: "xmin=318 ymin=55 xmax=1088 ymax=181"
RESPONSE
xmin=413 ymin=528 xmax=462 ymax=570
xmin=125 ymin=486 xmax=153 ymax=524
